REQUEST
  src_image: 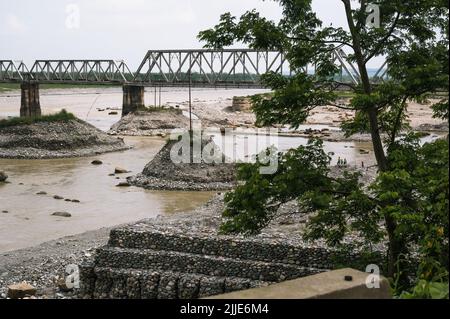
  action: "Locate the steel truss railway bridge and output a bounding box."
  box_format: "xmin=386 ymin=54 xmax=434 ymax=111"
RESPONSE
xmin=0 ymin=48 xmax=388 ymax=117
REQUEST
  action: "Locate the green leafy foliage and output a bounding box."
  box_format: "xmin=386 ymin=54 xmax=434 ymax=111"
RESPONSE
xmin=432 ymin=99 xmax=449 ymax=120
xmin=223 ymin=136 xmax=449 ymax=294
xmin=200 ymin=0 xmax=449 ymax=295
xmin=401 ymin=278 xmax=449 ymax=299
xmin=222 ymin=140 xmax=332 ymax=234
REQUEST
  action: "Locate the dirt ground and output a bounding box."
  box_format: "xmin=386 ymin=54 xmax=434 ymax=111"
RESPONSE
xmin=177 ymin=96 xmax=448 ymax=133
xmin=306 ymin=100 xmax=446 ymax=130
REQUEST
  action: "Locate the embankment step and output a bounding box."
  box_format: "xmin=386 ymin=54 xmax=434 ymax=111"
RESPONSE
xmin=93 ymin=246 xmax=325 ymax=282
xmin=108 ymin=228 xmax=336 ymax=269
xmin=79 ymin=265 xmax=272 ymax=299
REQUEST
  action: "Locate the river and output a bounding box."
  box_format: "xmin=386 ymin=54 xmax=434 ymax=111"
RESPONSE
xmin=0 ymin=87 xmax=376 ymax=252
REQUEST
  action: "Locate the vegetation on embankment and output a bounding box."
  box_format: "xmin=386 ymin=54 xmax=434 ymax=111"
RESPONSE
xmin=0 ymin=109 xmax=76 ymax=128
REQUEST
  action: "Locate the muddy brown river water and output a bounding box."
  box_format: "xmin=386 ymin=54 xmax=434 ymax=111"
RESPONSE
xmin=1 ymin=87 xmax=378 ymax=252
xmin=0 ymin=136 xmax=215 ymax=252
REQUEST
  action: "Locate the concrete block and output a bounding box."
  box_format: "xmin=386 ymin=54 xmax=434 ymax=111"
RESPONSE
xmin=206 ymin=268 xmax=392 ymax=299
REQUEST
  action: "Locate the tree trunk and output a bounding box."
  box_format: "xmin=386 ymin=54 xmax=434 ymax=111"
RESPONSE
xmin=385 ymin=215 xmax=406 ymax=279
xmin=342 ymin=0 xmax=388 ymax=171
xmin=343 ymin=0 xmax=397 ymax=277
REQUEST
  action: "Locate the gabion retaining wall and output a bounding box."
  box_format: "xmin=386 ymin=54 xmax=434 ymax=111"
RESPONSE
xmin=108 ymin=228 xmax=340 ymax=269
xmin=79 ymin=265 xmax=272 ymax=299
xmin=79 ymin=210 xmax=369 ymax=299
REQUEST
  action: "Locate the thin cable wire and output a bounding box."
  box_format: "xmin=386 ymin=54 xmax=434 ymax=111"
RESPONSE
xmin=85 ymin=94 xmax=100 ymax=121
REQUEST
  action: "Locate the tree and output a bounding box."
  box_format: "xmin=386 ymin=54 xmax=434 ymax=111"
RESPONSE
xmin=198 ymin=0 xmax=449 ymax=287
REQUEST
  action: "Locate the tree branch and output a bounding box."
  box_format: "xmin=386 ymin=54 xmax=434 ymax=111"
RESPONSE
xmin=365 ymin=13 xmax=401 ymax=63
xmin=329 ymin=80 xmax=358 ymax=91
xmin=288 ymin=36 xmax=354 ymax=50
xmin=328 ymin=102 xmax=355 ymax=110
xmin=389 ymin=97 xmax=408 ymax=147
xmin=356 ymin=0 xmax=368 ymax=31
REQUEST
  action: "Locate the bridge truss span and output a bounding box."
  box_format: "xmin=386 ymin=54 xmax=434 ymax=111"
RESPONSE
xmin=0 ymin=60 xmax=32 ymax=82
xmin=133 ymin=49 xmax=290 ymax=88
xmin=29 ymin=60 xmax=133 ymax=84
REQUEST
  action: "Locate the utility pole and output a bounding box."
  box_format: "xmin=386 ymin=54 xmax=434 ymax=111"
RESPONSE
xmin=188 ymin=54 xmax=194 ymax=164
xmin=188 ymin=55 xmax=193 ymax=135
xmin=159 ymin=86 xmax=162 ymax=107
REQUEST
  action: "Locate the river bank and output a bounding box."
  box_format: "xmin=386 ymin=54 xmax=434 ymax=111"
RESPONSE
xmin=0 ymin=136 xmax=215 ymax=253
xmin=0 ymin=225 xmax=113 ymax=299
xmin=0 ymin=176 xmax=379 ymax=299
xmin=0 ymin=88 xmax=446 ymax=251
xmin=1 ymin=87 xmax=446 ymax=138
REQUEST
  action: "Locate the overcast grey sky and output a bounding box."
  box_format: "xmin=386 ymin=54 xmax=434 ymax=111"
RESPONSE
xmin=0 ymin=0 xmax=382 ymax=69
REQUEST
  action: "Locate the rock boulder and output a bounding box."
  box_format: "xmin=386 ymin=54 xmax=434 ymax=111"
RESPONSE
xmin=0 ymin=171 xmax=8 ymax=182
xmin=7 ymin=282 xmax=37 ymax=299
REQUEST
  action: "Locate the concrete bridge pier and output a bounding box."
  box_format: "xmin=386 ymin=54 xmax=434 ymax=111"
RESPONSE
xmin=20 ymin=82 xmax=41 ymax=118
xmin=122 ymin=84 xmax=145 ymax=117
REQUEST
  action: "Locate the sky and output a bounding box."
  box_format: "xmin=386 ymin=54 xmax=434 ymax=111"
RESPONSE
xmin=0 ymin=0 xmax=382 ymax=70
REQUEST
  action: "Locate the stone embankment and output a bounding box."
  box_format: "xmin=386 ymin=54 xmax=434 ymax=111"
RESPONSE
xmin=79 ymin=196 xmax=370 ymax=299
xmin=128 ymin=137 xmax=237 ymax=191
xmin=79 ymin=230 xmax=326 ymax=299
xmin=0 ymin=119 xmax=129 ymax=159
xmin=231 ymin=96 xmax=253 ymax=112
xmin=109 ymin=108 xmax=189 ymax=137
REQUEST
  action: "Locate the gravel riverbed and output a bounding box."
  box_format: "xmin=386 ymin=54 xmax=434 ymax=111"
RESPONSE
xmin=0 ymin=226 xmax=113 ymax=299
xmin=0 ymin=164 xmax=381 ymax=300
